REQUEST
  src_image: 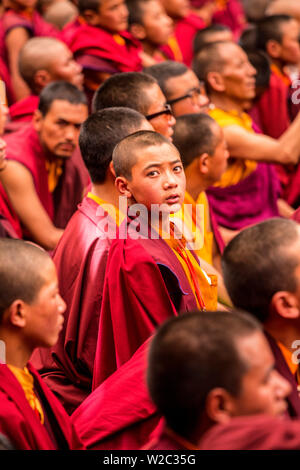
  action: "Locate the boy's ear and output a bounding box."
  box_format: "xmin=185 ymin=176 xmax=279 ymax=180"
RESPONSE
xmin=108 ymin=160 xmax=116 ymax=178
xmin=266 ymin=39 xmax=282 ymax=60
xmin=198 ymin=153 xmax=210 ymax=175
xmin=34 ymin=69 xmax=52 ymax=91
xmin=82 ymin=9 xmax=100 ymax=25
xmin=115 ymin=176 xmax=133 ymax=198
xmin=129 ymin=23 xmax=147 ymax=40
xmin=270 ymin=291 xmax=300 ymax=320
xmin=6 ymin=300 xmax=27 ymax=329
xmin=205 ymin=388 xmax=236 ymax=425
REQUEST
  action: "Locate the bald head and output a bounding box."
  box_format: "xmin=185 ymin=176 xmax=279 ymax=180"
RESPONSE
xmin=0 ymin=239 xmax=52 ymax=320
xmin=112 ymin=130 xmax=174 ymax=180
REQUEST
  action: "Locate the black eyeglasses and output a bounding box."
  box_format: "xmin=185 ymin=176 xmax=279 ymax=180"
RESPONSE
xmin=167 ymin=85 xmax=206 ymax=106
xmin=146 ymin=103 xmax=173 ymax=121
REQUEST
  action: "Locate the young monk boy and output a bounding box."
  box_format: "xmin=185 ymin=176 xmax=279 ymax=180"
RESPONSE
xmin=92 ymin=130 xmax=218 ymax=387
xmin=127 ymin=0 xmax=173 ymax=65
xmin=0 ymin=238 xmax=84 ymax=449
xmin=62 ymin=0 xmax=143 ymax=102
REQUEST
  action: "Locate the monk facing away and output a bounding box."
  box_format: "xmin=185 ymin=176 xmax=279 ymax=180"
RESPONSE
xmin=92 ymin=130 xmax=218 ymax=388
xmin=0 ymin=81 xmax=89 ymax=251
xmin=0 ymin=238 xmax=84 ymax=450
xmin=31 ymin=107 xmax=153 ymax=414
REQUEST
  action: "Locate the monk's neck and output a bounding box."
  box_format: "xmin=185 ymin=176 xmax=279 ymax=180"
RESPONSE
xmin=271 ymin=58 xmax=286 ymax=75
xmin=0 ymin=329 xmax=31 ymax=369
xmin=90 ymin=181 xmax=120 ymax=209
xmin=264 ymin=319 xmax=300 ymax=354
xmin=185 ymin=166 xmax=206 ymax=201
xmin=210 ymin=93 xmax=245 ymax=116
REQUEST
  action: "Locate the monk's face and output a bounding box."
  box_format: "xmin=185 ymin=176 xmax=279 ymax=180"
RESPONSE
xmin=34 ymin=99 xmax=88 ymax=159
xmin=144 ymin=83 xmax=176 ymax=141
xmin=166 ymin=69 xmax=209 ymax=116
xmin=125 ymin=142 xmax=186 ymax=214
xmin=276 ymin=19 xmax=300 ymax=65
xmin=23 ymin=259 xmax=66 ymax=349
xmin=46 ymin=43 xmax=84 ymax=91
xmin=227 ymin=332 xmax=291 ymax=417
xmin=137 ymin=0 xmax=173 ymax=46
xmin=218 ymin=43 xmax=256 ymax=102
xmin=95 ymin=0 xmax=129 ymax=32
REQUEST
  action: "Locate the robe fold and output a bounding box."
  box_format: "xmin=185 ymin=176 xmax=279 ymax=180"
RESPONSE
xmin=3 ymin=125 xmax=90 ymax=235
xmin=92 ymin=216 xmax=198 ymax=389
xmin=0 ymin=183 xmax=22 ymax=238
xmin=9 ymin=94 xmax=39 ymax=122
xmin=31 ymin=196 xmax=118 ymax=415
xmin=0 ymin=363 xmax=84 ymax=450
xmin=160 ymin=13 xmax=205 ymax=66
xmin=212 ymin=0 xmax=246 ymax=40
xmin=198 ymin=415 xmax=300 ymax=450
xmin=72 ymin=338 xmax=162 ymax=450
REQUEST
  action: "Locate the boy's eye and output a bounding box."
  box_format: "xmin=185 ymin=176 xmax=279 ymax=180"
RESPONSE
xmin=147 ymin=170 xmax=159 ymax=177
xmin=173 ymin=165 xmax=183 ymax=172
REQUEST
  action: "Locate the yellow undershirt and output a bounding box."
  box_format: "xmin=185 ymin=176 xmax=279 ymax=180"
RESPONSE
xmin=45 ymin=159 xmax=63 ymax=193
xmin=209 ymin=107 xmax=257 ymax=187
xmin=87 ymin=192 xmax=125 ymax=226
xmin=277 ymin=341 xmax=298 ymax=378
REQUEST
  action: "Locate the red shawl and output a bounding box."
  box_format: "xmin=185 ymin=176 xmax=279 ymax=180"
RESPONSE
xmin=9 ymin=94 xmax=39 ymax=122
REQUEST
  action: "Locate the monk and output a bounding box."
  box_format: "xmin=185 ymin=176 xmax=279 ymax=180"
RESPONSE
xmin=144 ymin=60 xmax=209 ymax=115
xmin=92 ymin=130 xmax=218 ymax=387
xmin=159 ymin=0 xmax=206 ymax=66
xmin=0 ymin=0 xmax=60 ymax=102
xmin=192 ymin=23 xmax=233 ymax=55
xmin=31 ymin=108 xmax=153 ymax=414
xmin=222 ymin=217 xmax=300 ymax=419
xmin=127 ymin=0 xmax=173 ymax=65
xmin=92 ymin=71 xmax=176 ymax=140
xmin=72 ymin=310 xmax=290 ymax=450
xmin=9 ymin=37 xmax=84 ymax=125
xmin=0 ymin=81 xmax=89 ymax=250
xmin=61 ymin=0 xmax=143 ymax=103
xmin=193 ymin=40 xmax=300 ymax=234
xmin=172 ymin=113 xmax=230 ymax=307
xmin=0 ymin=238 xmax=84 ymax=449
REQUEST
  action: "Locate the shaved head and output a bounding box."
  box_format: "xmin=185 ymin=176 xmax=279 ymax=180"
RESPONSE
xmin=0 ymin=239 xmax=52 ymax=320
xmin=193 ymin=40 xmax=234 ymax=83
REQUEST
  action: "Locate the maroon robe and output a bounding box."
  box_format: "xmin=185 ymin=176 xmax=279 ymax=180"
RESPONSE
xmin=0 ymin=362 xmax=85 ymax=450
xmin=212 ymin=0 xmax=246 ymax=40
xmin=31 ymin=196 xmax=115 ymax=415
xmin=143 ymin=426 xmax=195 ymax=450
xmin=160 ymin=13 xmax=206 ymax=67
xmin=0 ymin=183 xmax=22 ymax=238
xmin=9 ymin=94 xmax=39 ymax=122
xmin=198 ymin=415 xmax=300 ymax=450
xmin=3 ymin=124 xmax=90 ymax=236
xmin=72 ymin=338 xmax=163 ymax=450
xmin=92 ymin=215 xmax=198 ymax=388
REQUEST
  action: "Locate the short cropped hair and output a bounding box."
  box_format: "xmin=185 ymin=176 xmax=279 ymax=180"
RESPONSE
xmin=193 ymin=41 xmax=232 ymax=85
xmin=79 ymin=107 xmax=148 ymax=183
xmin=92 ymin=72 xmax=158 ymax=115
xmin=256 ymin=14 xmax=294 ymax=51
xmin=0 ymin=239 xmax=51 ymax=320
xmin=77 ymin=0 xmax=100 ymax=14
xmin=38 ymin=81 xmax=87 ymax=116
xmin=222 ymin=218 xmax=300 ymax=323
xmin=193 ymin=24 xmax=232 ymax=55
xmin=144 ymin=61 xmax=189 ymax=99
xmin=173 ymin=113 xmax=219 ymax=167
xmin=147 ymin=310 xmax=261 ymax=439
xmin=112 ymin=130 xmax=175 ymax=180
xmin=127 ymin=0 xmax=151 ymax=25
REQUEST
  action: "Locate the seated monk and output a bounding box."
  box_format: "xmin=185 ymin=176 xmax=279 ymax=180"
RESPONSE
xmin=72 ymin=310 xmax=290 ymax=450
xmin=0 ymin=81 xmax=88 ymax=250
xmin=159 ymin=0 xmax=206 ymax=67
xmin=0 ymin=0 xmax=60 ymax=102
xmin=92 ymin=71 xmax=176 ymax=140
xmin=127 ymin=0 xmax=173 ymax=66
xmin=193 ymin=40 xmax=300 ymax=235
xmin=30 ymin=108 xmax=153 ymax=414
xmin=222 ymin=217 xmax=300 ymax=419
xmin=8 ymin=37 xmax=83 ymax=127
xmin=92 ymin=130 xmax=218 ymax=387
xmin=61 ymin=0 xmax=143 ymax=103
xmin=0 ymin=238 xmax=84 ymax=449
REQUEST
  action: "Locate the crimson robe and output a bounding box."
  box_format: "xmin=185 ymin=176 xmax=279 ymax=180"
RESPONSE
xmin=160 ymin=13 xmax=205 ymax=66
xmin=0 ymin=363 xmax=85 ymax=450
xmin=72 ymin=338 xmax=163 ymax=450
xmin=0 ymin=183 xmax=22 ymax=238
xmin=143 ymin=426 xmax=195 ymax=450
xmin=92 ymin=216 xmax=198 ymax=388
xmin=9 ymin=94 xmax=39 ymax=122
xmin=212 ymin=0 xmax=246 ymax=40
xmin=31 ymin=196 xmax=115 ymax=415
xmin=3 ymin=125 xmax=90 ymax=236
xmin=198 ymin=415 xmax=300 ymax=450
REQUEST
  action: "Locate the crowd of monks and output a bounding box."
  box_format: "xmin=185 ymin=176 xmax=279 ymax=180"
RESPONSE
xmin=2 ymin=0 xmax=300 ymax=452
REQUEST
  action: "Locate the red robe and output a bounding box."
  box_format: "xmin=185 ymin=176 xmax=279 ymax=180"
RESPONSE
xmin=72 ymin=338 xmax=163 ymax=450
xmin=0 ymin=362 xmax=85 ymax=450
xmin=143 ymin=425 xmax=197 ymax=450
xmin=3 ymin=125 xmax=90 ymax=235
xmin=212 ymin=0 xmax=246 ymax=40
xmin=198 ymin=415 xmax=300 ymax=450
xmin=31 ymin=196 xmax=115 ymax=415
xmin=92 ymin=216 xmax=198 ymax=388
xmin=0 ymin=183 xmax=22 ymax=238
xmin=160 ymin=13 xmax=206 ymax=66
xmin=9 ymin=94 xmax=39 ymax=122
